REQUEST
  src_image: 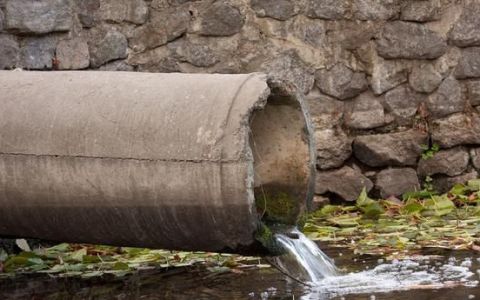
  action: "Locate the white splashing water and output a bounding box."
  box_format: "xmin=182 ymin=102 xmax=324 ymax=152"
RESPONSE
xmin=273 ymin=228 xmax=337 ymax=282
xmin=272 ymin=229 xmax=478 ymax=299
xmin=303 ymin=259 xmax=478 ymax=299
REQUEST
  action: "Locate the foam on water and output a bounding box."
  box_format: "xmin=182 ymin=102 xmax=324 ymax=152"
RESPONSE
xmin=304 ymin=259 xmax=478 ymax=299
xmin=272 ymin=229 xmax=479 ymax=299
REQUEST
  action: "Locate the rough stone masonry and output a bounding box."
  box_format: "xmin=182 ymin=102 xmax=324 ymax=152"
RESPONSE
xmin=1 ymin=0 xmax=480 ymax=203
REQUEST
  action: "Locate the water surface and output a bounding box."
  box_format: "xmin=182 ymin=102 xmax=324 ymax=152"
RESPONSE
xmin=1 ymin=245 xmax=480 ymax=299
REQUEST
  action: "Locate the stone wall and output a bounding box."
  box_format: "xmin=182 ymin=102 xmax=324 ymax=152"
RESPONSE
xmin=1 ymin=0 xmax=480 ymax=204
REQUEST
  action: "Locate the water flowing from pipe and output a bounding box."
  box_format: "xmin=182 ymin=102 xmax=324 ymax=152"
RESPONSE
xmin=272 ymin=228 xmax=337 ymax=283
xmin=272 ymin=228 xmax=478 ymax=299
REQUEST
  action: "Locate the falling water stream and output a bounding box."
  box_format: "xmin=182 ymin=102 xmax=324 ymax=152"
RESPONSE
xmin=272 ymin=228 xmax=338 ymax=282
xmin=272 ymin=228 xmax=479 ymax=299
xmin=2 ymin=231 xmax=480 ymax=299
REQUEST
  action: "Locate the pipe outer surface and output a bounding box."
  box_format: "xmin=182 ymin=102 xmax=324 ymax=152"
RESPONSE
xmin=0 ymin=71 xmax=314 ymax=253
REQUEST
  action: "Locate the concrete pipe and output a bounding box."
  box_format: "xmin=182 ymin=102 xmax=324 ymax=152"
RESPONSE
xmin=0 ymin=71 xmax=315 ymax=254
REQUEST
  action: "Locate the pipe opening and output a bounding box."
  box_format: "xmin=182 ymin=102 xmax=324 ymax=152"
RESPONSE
xmin=250 ymin=92 xmax=313 ymax=226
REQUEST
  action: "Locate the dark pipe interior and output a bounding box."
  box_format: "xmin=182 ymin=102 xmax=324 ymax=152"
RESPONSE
xmin=250 ymin=93 xmax=312 ymax=226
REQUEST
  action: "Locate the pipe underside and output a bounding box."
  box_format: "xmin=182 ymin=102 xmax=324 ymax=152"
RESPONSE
xmin=0 ymin=71 xmax=315 ymax=253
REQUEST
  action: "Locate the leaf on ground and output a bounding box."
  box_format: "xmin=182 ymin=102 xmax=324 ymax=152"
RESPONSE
xmin=468 ymin=179 xmax=480 ymax=191
xmin=402 ymin=190 xmax=437 ymax=201
xmin=423 ymin=195 xmax=455 ymax=217
xmin=362 ymin=201 xmax=384 ymax=219
xmin=317 ymin=205 xmax=343 ymax=217
xmin=356 ymin=188 xmax=384 ymax=219
xmin=450 ymin=184 xmax=467 ymax=196
xmin=402 ymin=199 xmax=424 ymax=215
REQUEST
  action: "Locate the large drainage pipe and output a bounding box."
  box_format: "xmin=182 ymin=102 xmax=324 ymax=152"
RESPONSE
xmin=0 ymin=71 xmax=315 ymax=254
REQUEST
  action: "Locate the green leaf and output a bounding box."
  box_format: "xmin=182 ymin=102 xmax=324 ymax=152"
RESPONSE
xmin=16 ymin=251 xmax=40 ymax=259
xmin=361 ymin=201 xmax=384 ymax=219
xmin=327 ymin=215 xmax=360 ymax=227
xmin=402 ymin=190 xmax=436 ymax=200
xmin=356 ymin=187 xmax=384 ymax=219
xmin=356 ymin=187 xmax=369 ymax=207
xmin=82 ymin=255 xmax=101 ymax=264
xmin=423 ymin=195 xmax=455 ymax=217
xmin=318 ymin=205 xmax=342 ymax=217
xmin=402 ymin=199 xmax=424 ymax=215
xmin=27 ymin=258 xmax=45 ymax=265
xmin=468 ymin=179 xmax=480 ymax=191
xmin=68 ymin=248 xmax=87 ymax=262
xmin=47 ymin=243 xmax=71 ymax=252
xmin=3 ymin=254 xmax=44 ymax=272
xmin=3 ymin=257 xmax=30 ymax=272
xmin=450 ymin=184 xmax=467 ymax=196
xmin=112 ymin=262 xmax=130 ymax=270
xmin=41 ymin=264 xmax=66 ymax=274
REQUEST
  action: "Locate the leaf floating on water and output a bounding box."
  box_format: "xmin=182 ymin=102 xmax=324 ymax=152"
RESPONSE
xmin=0 ymin=242 xmax=268 ymax=278
xmin=68 ymin=248 xmax=87 ymax=262
xmin=47 ymin=243 xmax=71 ymax=252
xmin=15 ymin=239 xmax=31 ymax=252
xmin=402 ymin=198 xmax=424 ymax=215
xmin=402 ymin=190 xmax=437 ymax=200
xmin=318 ymin=205 xmax=343 ymax=217
xmin=327 ymin=215 xmax=359 ymax=227
xmin=361 ymin=201 xmax=384 ymax=219
xmin=422 ymin=195 xmax=455 ymax=217
xmin=356 ymin=188 xmax=384 ymax=219
xmin=112 ymin=262 xmax=130 ymax=271
xmin=305 ymin=181 xmax=480 ymax=255
xmin=82 ymin=255 xmax=101 ymax=264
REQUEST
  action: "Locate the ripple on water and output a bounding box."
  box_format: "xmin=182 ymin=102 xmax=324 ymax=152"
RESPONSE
xmin=272 ymin=229 xmax=479 ymax=299
xmin=303 ymin=259 xmax=478 ymax=299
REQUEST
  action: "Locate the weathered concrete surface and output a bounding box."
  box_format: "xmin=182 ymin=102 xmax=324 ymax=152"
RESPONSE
xmin=0 ymin=71 xmax=316 ymax=253
xmin=0 ymin=0 xmax=479 ymax=204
